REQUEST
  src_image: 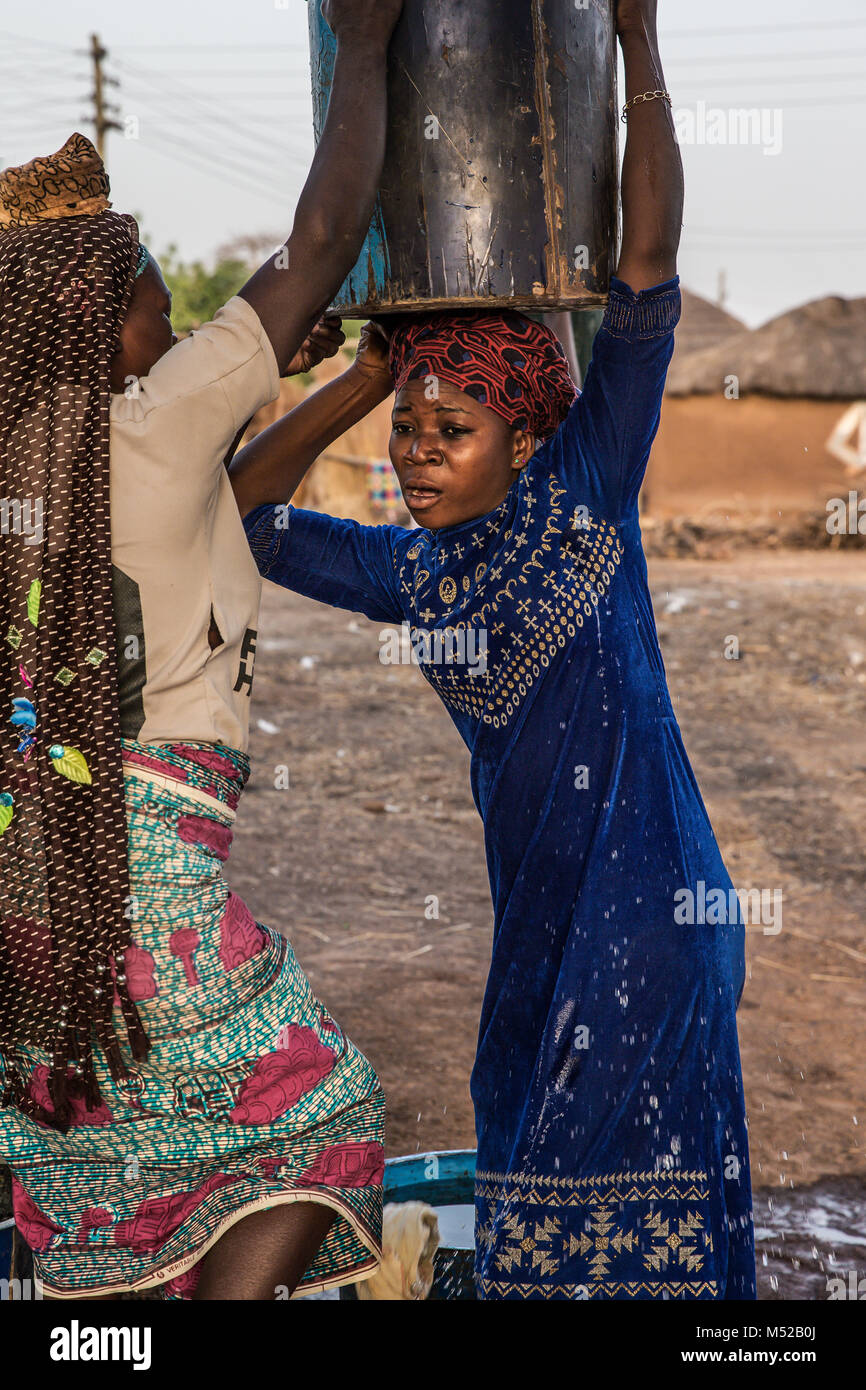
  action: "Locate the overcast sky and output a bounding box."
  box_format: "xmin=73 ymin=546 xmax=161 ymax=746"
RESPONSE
xmin=2 ymin=0 xmax=864 ymax=326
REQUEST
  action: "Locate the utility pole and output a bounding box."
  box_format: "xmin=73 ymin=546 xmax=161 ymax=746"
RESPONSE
xmin=717 ymin=268 xmax=728 ymax=312
xmin=87 ymin=32 xmax=121 ymax=162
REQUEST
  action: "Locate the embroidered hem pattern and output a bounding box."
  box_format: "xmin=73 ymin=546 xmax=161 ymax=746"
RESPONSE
xmin=475 ymin=1170 xmax=720 ymax=1300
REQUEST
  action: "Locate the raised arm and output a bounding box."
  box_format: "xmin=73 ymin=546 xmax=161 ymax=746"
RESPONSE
xmin=230 ymin=323 xmax=394 ymax=519
xmin=614 ymin=0 xmax=684 ymax=293
xmin=238 ymin=0 xmax=404 ymax=375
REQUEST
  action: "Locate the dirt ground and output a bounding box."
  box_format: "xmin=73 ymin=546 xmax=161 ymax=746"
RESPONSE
xmin=226 ymin=548 xmax=866 ymax=1194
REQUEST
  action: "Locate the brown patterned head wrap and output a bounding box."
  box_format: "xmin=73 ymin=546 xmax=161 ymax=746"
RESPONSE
xmin=0 ymin=133 xmax=150 ymax=1132
xmin=0 ymin=132 xmax=111 ymax=228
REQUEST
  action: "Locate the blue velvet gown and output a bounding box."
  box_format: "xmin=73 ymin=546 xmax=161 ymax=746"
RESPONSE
xmin=243 ymin=277 xmax=756 ymax=1300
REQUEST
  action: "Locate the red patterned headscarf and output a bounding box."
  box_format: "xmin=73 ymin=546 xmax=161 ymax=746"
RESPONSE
xmin=389 ymin=310 xmax=577 ymax=442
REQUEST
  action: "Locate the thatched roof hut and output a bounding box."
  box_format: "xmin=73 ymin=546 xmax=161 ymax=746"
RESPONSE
xmin=648 ymin=289 xmax=865 ymax=534
xmin=673 ymin=289 xmax=746 ymax=362
xmin=667 ymin=294 xmax=866 ymax=399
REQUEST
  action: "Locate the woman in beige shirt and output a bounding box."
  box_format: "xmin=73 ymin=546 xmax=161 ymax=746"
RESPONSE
xmin=0 ymin=0 xmax=403 ymax=1302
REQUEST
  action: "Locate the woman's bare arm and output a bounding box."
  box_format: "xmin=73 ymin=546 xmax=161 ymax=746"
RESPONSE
xmin=614 ymin=0 xmax=684 ymax=293
xmin=229 ymin=324 xmax=393 ymax=519
xmin=238 ymin=0 xmax=404 ymax=374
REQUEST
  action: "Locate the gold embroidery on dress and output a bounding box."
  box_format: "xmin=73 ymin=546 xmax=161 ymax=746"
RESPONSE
xmin=439 ymin=576 xmax=458 ymax=605
xmin=475 ymin=1169 xmax=718 ymax=1299
xmin=396 ymin=473 xmax=624 ymax=729
xmin=476 ymin=1278 xmax=719 ymax=1298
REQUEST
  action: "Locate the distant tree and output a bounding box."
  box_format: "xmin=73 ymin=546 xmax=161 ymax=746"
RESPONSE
xmin=156 ymin=244 xmax=249 ymax=333
xmin=154 ymin=237 xmax=365 ymax=347
xmin=215 ymin=233 xmax=283 ymax=265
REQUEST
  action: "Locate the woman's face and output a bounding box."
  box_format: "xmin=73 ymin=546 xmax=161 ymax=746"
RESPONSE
xmin=390 ymin=378 xmax=535 ymax=531
xmin=110 ymin=257 xmax=177 ymax=394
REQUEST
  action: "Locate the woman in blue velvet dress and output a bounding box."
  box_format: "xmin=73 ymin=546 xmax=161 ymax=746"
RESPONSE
xmin=229 ymin=0 xmax=756 ymax=1300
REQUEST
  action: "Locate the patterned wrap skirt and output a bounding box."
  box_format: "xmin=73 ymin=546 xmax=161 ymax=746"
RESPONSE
xmin=0 ymin=741 xmax=385 ymax=1299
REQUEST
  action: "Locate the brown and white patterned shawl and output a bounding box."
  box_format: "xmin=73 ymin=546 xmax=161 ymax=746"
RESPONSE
xmin=0 ymin=134 xmax=150 ymax=1132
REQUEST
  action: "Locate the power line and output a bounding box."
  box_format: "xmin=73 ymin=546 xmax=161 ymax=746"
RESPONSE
xmin=122 ymin=79 xmax=310 ymax=107
xmin=0 ymin=69 xmax=81 ymax=89
xmin=686 ymin=231 xmax=865 ymax=243
xmin=0 ymin=94 xmax=83 ymax=105
xmin=0 ymin=31 xmax=126 ymax=162
xmin=671 ymin=94 xmax=865 ymax=109
xmin=143 ymin=133 xmax=278 ymax=201
xmin=117 ymin=57 xmax=298 ymax=123
xmin=128 ymin=67 xmax=313 ymax=79
xmin=0 ymin=129 xmax=84 ymax=149
xmin=685 ymin=224 xmax=866 ymax=240
xmin=127 ymin=90 xmax=313 ymax=101
xmin=0 ymin=118 xmax=83 ymax=131
xmin=0 ymin=63 xmax=81 ymax=76
xmin=687 ymin=224 xmax=866 ymax=237
xmin=119 ymin=89 xmax=309 ymax=140
xmin=119 ymin=80 xmax=309 ymax=151
xmin=686 ymin=242 xmax=866 ymax=252
xmin=141 ymin=92 xmax=308 ymax=176
xmin=661 ymin=17 xmax=866 ymax=39
xmin=683 ymin=242 xmax=863 ymax=253
xmin=117 ymin=59 xmax=312 ymax=134
xmin=117 ymin=64 xmax=310 ymax=181
xmin=0 ymin=30 xmax=304 ymax=55
xmin=673 ymin=71 xmax=866 ymax=88
xmin=125 ymin=109 xmax=311 ymax=180
xmin=117 ymin=42 xmax=308 ymax=53
xmin=143 ymin=119 xmax=298 ymax=188
xmin=118 ymin=78 xmax=315 ymax=172
xmin=0 ymin=28 xmax=76 ymax=53
xmin=143 ymin=129 xmax=290 ymax=205
xmin=665 ymin=46 xmax=866 ymax=66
